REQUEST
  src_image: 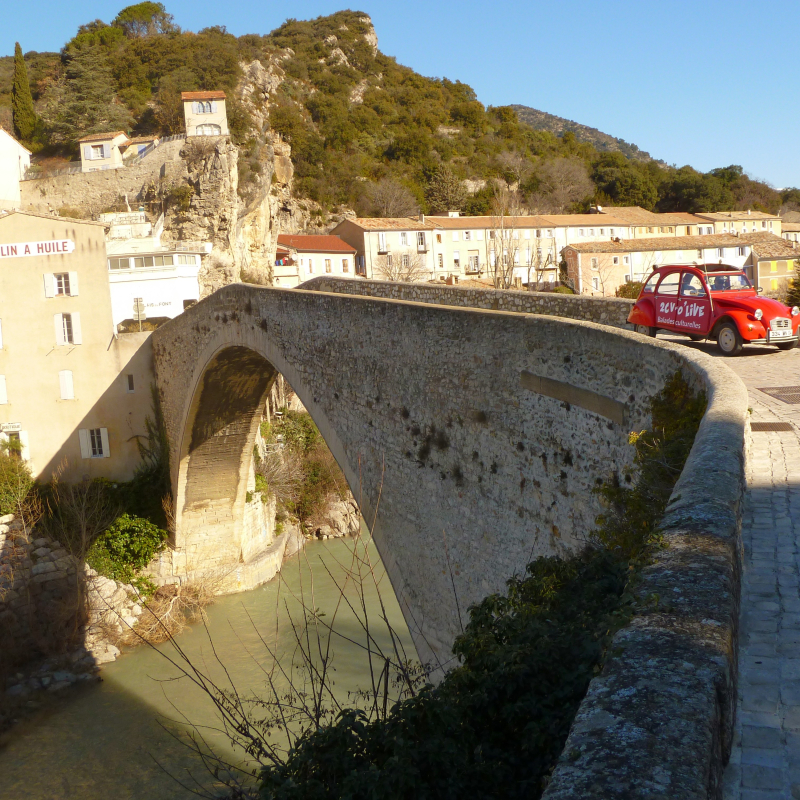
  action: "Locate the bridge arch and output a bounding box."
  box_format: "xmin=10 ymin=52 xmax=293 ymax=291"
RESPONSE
xmin=152 ymin=284 xmax=702 ymax=665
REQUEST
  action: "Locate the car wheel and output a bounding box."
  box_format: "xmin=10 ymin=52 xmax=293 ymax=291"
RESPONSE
xmin=777 ymin=340 xmax=798 ymax=351
xmin=635 ymin=324 xmax=656 ymax=337
xmin=717 ymin=322 xmax=743 ymax=356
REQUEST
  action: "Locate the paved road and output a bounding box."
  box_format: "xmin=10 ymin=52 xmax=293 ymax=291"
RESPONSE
xmin=659 ymin=334 xmax=800 ymax=799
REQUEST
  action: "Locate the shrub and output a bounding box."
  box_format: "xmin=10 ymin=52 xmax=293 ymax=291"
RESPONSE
xmin=615 ymin=281 xmax=643 ymax=299
xmin=552 ymin=285 xmax=574 ymax=294
xmin=86 ymin=513 xmax=167 ymax=584
xmin=0 ymin=450 xmax=34 ymax=517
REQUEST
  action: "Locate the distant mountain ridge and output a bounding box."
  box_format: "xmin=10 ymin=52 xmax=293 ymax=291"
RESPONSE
xmin=510 ymin=104 xmax=659 ymax=164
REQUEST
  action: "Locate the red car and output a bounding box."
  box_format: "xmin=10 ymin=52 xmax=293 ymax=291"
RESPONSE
xmin=628 ymin=264 xmax=800 ymax=356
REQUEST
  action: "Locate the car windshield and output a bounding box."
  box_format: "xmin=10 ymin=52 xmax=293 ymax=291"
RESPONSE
xmin=707 ymin=273 xmax=752 ymax=292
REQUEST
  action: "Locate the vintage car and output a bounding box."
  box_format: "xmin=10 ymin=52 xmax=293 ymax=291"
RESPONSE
xmin=627 ymin=264 xmax=800 ymax=356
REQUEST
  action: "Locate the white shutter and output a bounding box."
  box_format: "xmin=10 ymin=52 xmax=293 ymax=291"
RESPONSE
xmin=59 ymin=370 xmax=74 ymax=400
xmin=84 ymin=146 xmax=93 ymax=161
xmin=211 ymin=101 xmax=217 ymax=113
xmin=78 ymin=429 xmax=90 ymax=459
xmin=0 ymin=319 xmax=3 ymax=349
xmin=44 ymin=273 xmax=55 ymax=298
xmin=18 ymin=431 xmax=29 ymax=461
xmin=0 ymin=375 xmax=6 ymax=405
xmin=100 ymin=428 xmax=110 ymax=458
xmin=103 ymin=143 xmax=110 ymax=159
xmin=54 ymin=313 xmax=65 ymax=346
xmin=193 ymin=102 xmax=199 ymax=114
xmin=71 ymin=313 xmax=82 ymax=345
xmin=68 ymin=272 xmax=79 ymax=296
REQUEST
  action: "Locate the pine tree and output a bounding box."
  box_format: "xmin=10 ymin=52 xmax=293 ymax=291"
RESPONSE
xmin=12 ymin=43 xmax=36 ymax=143
xmin=786 ymin=261 xmax=800 ymax=307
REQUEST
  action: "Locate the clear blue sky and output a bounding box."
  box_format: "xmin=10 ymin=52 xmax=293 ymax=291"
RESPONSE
xmin=5 ymin=0 xmax=799 ymax=188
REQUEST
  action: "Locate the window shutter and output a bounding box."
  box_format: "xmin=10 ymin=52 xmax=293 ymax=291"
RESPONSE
xmin=71 ymin=313 xmax=82 ymax=345
xmin=68 ymin=272 xmax=79 ymax=296
xmin=100 ymin=428 xmax=110 ymax=458
xmin=0 ymin=375 xmax=6 ymax=405
xmin=78 ymin=429 xmax=90 ymax=459
xmin=43 ymin=273 xmax=55 ymax=298
xmin=211 ymin=101 xmax=217 ymax=113
xmin=193 ymin=102 xmax=199 ymax=114
xmin=18 ymin=431 xmax=29 ymax=461
xmin=54 ymin=313 xmax=65 ymax=346
xmin=84 ymin=146 xmax=93 ymax=161
xmin=59 ymin=370 xmax=74 ymax=400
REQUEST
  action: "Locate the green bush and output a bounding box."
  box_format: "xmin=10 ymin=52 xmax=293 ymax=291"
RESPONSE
xmin=0 ymin=450 xmax=33 ymax=517
xmin=615 ymin=281 xmax=644 ymax=299
xmin=552 ymin=285 xmax=574 ymax=294
xmin=86 ymin=513 xmax=167 ymax=584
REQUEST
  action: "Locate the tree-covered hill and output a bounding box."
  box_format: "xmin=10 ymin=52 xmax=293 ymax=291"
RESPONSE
xmin=1 ymin=4 xmax=797 ymax=216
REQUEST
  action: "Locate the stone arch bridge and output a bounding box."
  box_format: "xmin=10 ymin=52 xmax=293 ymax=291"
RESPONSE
xmin=150 ymin=282 xmax=744 ymax=675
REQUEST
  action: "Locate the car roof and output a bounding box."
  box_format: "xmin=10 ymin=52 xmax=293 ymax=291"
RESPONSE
xmin=654 ymin=263 xmax=744 ymax=275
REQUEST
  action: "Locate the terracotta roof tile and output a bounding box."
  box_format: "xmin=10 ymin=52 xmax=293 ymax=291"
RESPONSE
xmin=565 ymin=232 xmax=789 ymax=254
xmin=277 ymin=234 xmax=356 ymax=253
xmin=78 ymin=131 xmax=128 ymax=143
xmin=181 ymin=91 xmax=226 ymax=100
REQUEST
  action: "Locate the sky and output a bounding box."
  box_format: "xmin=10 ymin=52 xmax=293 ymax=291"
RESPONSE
xmin=4 ymin=0 xmax=800 ymax=188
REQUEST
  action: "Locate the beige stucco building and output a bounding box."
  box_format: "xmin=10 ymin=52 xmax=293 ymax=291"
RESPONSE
xmin=0 ymin=129 xmax=31 ymax=210
xmin=182 ymin=91 xmax=229 ymax=137
xmin=0 ymin=211 xmax=154 ymax=482
xmin=78 ymin=131 xmax=129 ymax=173
xmin=274 ymin=234 xmax=357 ymax=288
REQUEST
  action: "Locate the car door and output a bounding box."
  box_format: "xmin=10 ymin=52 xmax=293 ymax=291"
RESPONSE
xmin=675 ymin=272 xmax=712 ymax=335
xmin=654 ymin=270 xmax=681 ymax=329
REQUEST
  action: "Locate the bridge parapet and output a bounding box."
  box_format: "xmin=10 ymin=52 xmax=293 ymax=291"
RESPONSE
xmin=301 ymin=276 xmax=635 ymax=329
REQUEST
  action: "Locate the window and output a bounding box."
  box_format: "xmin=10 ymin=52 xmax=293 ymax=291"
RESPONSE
xmin=177 ymin=254 xmax=197 ymax=265
xmin=0 ymin=375 xmax=6 ymax=404
xmin=613 ymin=256 xmax=619 ymax=265
xmin=400 ymin=232 xmax=408 ymax=246
xmin=438 ymin=254 xmax=443 ymax=269
xmin=109 ymin=258 xmax=130 ymax=270
xmin=135 ymin=255 xmax=175 ymax=268
xmin=325 ymin=259 xmax=332 ymax=273
xmin=464 ymin=231 xmax=471 ymax=241
xmin=44 ymin=272 xmax=78 ymax=297
xmin=489 ymin=231 xmax=496 ymax=240
xmin=54 ymin=312 xmax=81 ymax=346
xmin=524 ymin=230 xmax=531 ymax=240
xmin=647 ymin=227 xmax=654 ymax=234
xmin=436 ymin=233 xmax=442 ymax=244
xmin=623 ymin=256 xmax=630 ymax=265
xmin=453 ymin=251 xmax=460 ymax=268
xmin=681 ymin=274 xmax=706 ymax=297
xmin=308 ymin=258 xmax=314 ymax=274
xmin=126 ymin=374 xmax=135 ymax=393
xmin=738 ymin=247 xmax=746 ymax=256
xmin=342 ymin=259 xmax=349 ymax=273
xmin=762 ymin=221 xmax=768 ymax=229
xmin=402 ymin=254 xmax=410 ymax=268
xmin=195 ymin=101 xmax=214 ymax=114
xmin=536 ymin=248 xmax=543 ymax=259
xmin=387 ymin=254 xmax=393 ymax=267
xmin=378 ymin=232 xmax=387 ymax=251
xmin=642 ymin=273 xmax=660 ymax=293
xmin=452 ymin=231 xmax=459 ymax=242
xmin=79 ymin=428 xmax=109 ymax=459
xmin=535 ymin=229 xmax=541 ymax=239
xmin=356 ymin=256 xmax=365 ymax=275
xmin=592 ymin=277 xmax=599 ymax=290
xmin=579 ymin=229 xmax=584 ymax=236
xmin=668 ymin=227 xmax=673 ymax=233
xmin=416 ymin=232 xmax=426 ymax=248
xmin=657 ymin=272 xmax=680 ymax=295
xmin=196 ymin=124 xmax=221 ymax=136
xmin=59 ymin=370 xmax=74 ymax=400
xmin=547 ymin=230 xmax=553 ymax=238
xmin=90 ymin=144 xmax=104 ymax=160
xmin=697 ymin=249 xmax=703 ymax=258
xmin=718 ymin=248 xmax=725 ymax=258
xmin=589 ymin=229 xmax=595 ymax=236
xmin=686 ymin=227 xmax=693 ymax=236
xmin=600 ymin=228 xmax=605 ymax=235
xmin=590 ymin=257 xmax=599 ymax=270
xmin=610 ymin=229 xmax=615 ymax=237
xmin=468 ymin=253 xmax=480 ymax=272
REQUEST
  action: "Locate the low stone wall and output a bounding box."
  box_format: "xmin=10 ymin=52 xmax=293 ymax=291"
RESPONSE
xmin=300 ymin=276 xmax=635 ymax=329
xmin=542 ymin=347 xmax=749 ymax=800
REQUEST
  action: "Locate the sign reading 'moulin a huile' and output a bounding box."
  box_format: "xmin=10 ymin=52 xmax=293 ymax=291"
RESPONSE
xmin=0 ymin=240 xmax=75 ymax=258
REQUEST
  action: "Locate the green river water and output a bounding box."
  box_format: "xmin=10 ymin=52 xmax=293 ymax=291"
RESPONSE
xmin=0 ymin=538 xmax=415 ymax=800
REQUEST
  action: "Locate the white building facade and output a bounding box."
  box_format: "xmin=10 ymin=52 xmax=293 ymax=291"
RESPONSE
xmin=0 ymin=129 xmax=31 ymax=210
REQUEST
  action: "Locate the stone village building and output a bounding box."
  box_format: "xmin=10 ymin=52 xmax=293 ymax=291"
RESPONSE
xmin=274 ymin=234 xmax=357 ymax=288
xmin=181 ymin=90 xmax=229 ymax=137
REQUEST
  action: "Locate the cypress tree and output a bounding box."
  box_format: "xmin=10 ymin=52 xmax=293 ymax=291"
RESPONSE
xmin=12 ymin=43 xmax=36 ymax=142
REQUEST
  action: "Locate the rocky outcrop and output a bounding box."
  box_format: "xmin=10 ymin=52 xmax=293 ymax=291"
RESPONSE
xmin=307 ymin=496 xmax=361 ymax=540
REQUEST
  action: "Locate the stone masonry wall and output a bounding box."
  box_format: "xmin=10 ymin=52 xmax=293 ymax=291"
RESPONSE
xmin=301 ymin=276 xmax=635 ymax=329
xmin=152 ymin=285 xmax=712 ymax=668
xmin=19 ymin=139 xmax=186 ymax=215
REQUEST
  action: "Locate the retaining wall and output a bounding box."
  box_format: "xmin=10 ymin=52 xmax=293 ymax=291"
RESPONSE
xmin=301 ymin=276 xmax=635 ymax=329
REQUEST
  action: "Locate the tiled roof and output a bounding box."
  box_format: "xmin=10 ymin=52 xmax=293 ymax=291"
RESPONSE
xmin=78 ymin=131 xmax=128 ymax=143
xmin=124 ymin=136 xmax=158 ymax=145
xmin=782 ymin=211 xmax=800 ymax=223
xmin=749 ymin=238 xmax=800 ymax=260
xmin=181 ymin=91 xmax=226 ymax=100
xmin=346 ymin=217 xmax=438 ymax=231
xmin=782 ymin=222 xmax=800 ymax=231
xmin=593 ymin=206 xmax=705 ymax=226
xmin=696 ymin=210 xmax=779 ymax=221
xmin=565 ymin=232 xmax=788 ymax=254
xmin=277 ymin=234 xmax=356 ymax=253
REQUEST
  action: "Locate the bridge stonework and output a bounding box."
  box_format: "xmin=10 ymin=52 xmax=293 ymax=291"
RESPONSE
xmin=152 ymin=283 xmax=749 ymax=797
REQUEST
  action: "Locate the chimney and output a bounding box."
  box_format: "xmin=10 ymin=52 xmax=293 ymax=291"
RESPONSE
xmin=748 ymin=209 xmax=751 ymax=215
xmin=448 ymin=211 xmax=460 ymax=218
xmin=419 ymin=212 xmax=425 ymax=223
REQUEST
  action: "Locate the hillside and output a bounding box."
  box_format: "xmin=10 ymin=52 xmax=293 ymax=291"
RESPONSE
xmin=510 ymin=104 xmax=657 ymax=163
xmin=1 ymin=5 xmax=797 ymax=218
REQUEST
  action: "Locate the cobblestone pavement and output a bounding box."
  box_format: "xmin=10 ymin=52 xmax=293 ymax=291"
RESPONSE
xmin=660 ymin=335 xmax=800 ymax=799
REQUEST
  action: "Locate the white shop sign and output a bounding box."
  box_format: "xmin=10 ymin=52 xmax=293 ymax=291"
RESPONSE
xmin=0 ymin=422 xmax=22 ymax=432
xmin=0 ymin=240 xmax=75 ymax=259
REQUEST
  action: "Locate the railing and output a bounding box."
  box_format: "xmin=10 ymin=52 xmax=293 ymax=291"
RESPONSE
xmin=124 ymin=134 xmax=186 ymax=167
xmin=23 ymin=161 xmax=83 ymax=181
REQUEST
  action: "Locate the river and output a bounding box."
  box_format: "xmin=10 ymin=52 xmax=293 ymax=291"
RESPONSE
xmin=0 ymin=536 xmax=416 ymax=799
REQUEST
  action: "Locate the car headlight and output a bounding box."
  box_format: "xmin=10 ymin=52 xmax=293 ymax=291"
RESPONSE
xmin=754 ymin=308 xmax=763 ymax=321
xmin=793 ymin=306 xmax=800 ymax=317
